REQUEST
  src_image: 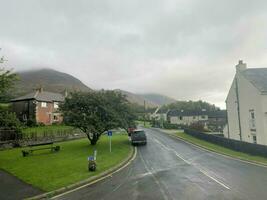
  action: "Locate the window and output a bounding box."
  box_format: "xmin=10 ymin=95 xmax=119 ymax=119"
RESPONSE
xmin=249 ymin=109 xmax=256 ymax=130
xmin=179 ymin=116 xmax=183 ymax=120
xmin=54 ymin=102 xmax=59 ymax=109
xmin=193 ymin=116 xmax=196 ymax=119
xmin=201 ymin=115 xmax=206 ymax=119
xmin=253 ymin=135 xmax=257 ymax=144
xmin=251 ymin=112 xmax=255 ymax=119
xmin=41 ymin=102 xmax=47 ymax=107
xmin=54 ymin=115 xmax=58 ymax=121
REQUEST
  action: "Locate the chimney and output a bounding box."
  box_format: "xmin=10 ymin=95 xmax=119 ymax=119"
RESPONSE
xmin=236 ymin=60 xmax=247 ymax=72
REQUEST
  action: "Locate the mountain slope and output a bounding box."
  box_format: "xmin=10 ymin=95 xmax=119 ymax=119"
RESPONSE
xmin=14 ymin=68 xmax=91 ymax=96
xmin=139 ymin=93 xmax=177 ymax=106
xmin=114 ymin=89 xmax=158 ymax=108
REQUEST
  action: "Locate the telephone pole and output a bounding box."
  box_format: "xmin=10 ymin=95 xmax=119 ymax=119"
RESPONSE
xmin=144 ymin=100 xmax=146 ymax=127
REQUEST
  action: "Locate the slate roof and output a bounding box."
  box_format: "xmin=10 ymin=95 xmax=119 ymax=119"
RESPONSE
xmin=11 ymin=91 xmax=65 ymax=102
xmin=241 ymin=68 xmax=267 ymax=93
xmin=168 ymin=109 xmax=226 ymax=118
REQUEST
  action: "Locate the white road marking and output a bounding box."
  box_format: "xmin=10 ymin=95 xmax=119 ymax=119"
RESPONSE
xmin=139 ymin=151 xmax=170 ymax=200
xmin=152 ymin=136 xmax=230 ymax=190
xmin=52 ymin=147 xmax=138 ymax=199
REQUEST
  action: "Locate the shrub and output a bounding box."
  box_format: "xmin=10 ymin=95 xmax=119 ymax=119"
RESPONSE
xmin=189 ymin=122 xmax=205 ymax=132
xmin=0 ymin=111 xmax=22 ymax=132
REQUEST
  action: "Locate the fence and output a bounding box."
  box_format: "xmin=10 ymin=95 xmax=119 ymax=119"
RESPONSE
xmin=0 ymin=129 xmax=22 ymax=141
xmin=0 ymin=128 xmax=85 ymax=149
xmin=184 ymin=128 xmax=267 ymax=158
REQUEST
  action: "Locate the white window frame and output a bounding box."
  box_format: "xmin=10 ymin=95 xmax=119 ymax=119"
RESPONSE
xmin=54 ymin=102 xmax=59 ymax=109
xmin=41 ymin=102 xmax=47 ymax=108
xmin=252 ymin=135 xmax=257 ymax=144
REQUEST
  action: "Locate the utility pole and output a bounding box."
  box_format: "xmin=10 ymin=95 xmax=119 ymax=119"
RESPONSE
xmin=144 ymin=100 xmax=146 ymax=127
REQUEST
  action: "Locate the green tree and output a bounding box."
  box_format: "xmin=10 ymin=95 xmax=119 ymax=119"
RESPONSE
xmin=0 ymin=68 xmax=18 ymax=102
xmin=60 ymin=90 xmax=136 ymax=145
xmin=0 ymin=111 xmax=21 ymax=132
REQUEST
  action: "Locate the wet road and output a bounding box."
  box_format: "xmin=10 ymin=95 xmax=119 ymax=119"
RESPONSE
xmin=55 ymin=128 xmax=267 ymax=200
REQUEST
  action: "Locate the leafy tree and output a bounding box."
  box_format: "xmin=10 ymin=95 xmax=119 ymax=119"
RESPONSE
xmin=0 ymin=110 xmax=22 ymax=132
xmin=60 ymin=90 xmax=136 ymax=145
xmin=0 ymin=68 xmax=21 ymax=132
xmin=161 ymin=100 xmax=219 ymax=113
xmin=0 ymin=68 xmax=18 ymax=102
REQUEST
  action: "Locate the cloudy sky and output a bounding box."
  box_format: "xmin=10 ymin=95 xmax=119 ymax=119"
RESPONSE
xmin=1 ymin=0 xmax=267 ymax=108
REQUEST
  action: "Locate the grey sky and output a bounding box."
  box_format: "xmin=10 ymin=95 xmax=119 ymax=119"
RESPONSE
xmin=1 ymin=0 xmax=267 ymax=108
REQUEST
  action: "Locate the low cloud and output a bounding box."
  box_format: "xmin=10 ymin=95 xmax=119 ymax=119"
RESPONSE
xmin=1 ymin=0 xmax=267 ymax=108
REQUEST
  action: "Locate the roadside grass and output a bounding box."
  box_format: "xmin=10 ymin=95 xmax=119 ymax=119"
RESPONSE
xmin=0 ymin=133 xmax=131 ymax=191
xmin=173 ymin=131 xmax=267 ymax=165
xmin=22 ymin=125 xmax=77 ymax=137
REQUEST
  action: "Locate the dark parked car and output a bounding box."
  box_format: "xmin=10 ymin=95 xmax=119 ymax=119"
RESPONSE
xmin=131 ymin=130 xmax=147 ymax=145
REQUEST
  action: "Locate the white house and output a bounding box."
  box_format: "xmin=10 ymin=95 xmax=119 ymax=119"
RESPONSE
xmin=150 ymin=107 xmax=168 ymax=121
xmin=225 ymin=60 xmax=267 ymax=145
xmin=168 ymin=110 xmax=209 ymax=126
xmin=168 ymin=109 xmax=226 ymax=131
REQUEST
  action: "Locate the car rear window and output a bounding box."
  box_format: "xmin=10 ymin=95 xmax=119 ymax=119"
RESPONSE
xmin=133 ymin=131 xmax=145 ymax=136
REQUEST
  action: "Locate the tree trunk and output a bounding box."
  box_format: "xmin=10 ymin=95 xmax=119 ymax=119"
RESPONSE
xmin=90 ymin=133 xmax=98 ymax=145
xmin=86 ymin=132 xmax=99 ymax=145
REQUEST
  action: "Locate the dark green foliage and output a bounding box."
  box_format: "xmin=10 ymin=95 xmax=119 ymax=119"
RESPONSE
xmin=60 ymin=90 xmax=136 ymax=145
xmin=0 ymin=68 xmax=18 ymax=102
xmin=0 ymin=110 xmax=22 ymax=132
xmin=161 ymin=100 xmax=219 ymax=112
xmin=0 ymin=68 xmax=22 ymax=135
xmin=189 ymin=122 xmax=205 ymax=132
xmin=26 ymin=117 xmax=37 ymax=127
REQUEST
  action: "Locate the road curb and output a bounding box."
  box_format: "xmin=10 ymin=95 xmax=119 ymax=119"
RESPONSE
xmin=27 ymin=145 xmax=136 ymax=200
xmin=157 ymin=129 xmax=267 ymax=169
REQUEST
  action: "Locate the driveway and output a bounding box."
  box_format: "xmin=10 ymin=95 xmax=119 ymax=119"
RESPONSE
xmin=0 ymin=170 xmax=42 ymax=200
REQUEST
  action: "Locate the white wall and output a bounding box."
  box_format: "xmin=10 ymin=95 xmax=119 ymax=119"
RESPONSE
xmin=226 ymin=70 xmax=267 ymax=145
xmin=170 ymin=115 xmax=208 ymax=125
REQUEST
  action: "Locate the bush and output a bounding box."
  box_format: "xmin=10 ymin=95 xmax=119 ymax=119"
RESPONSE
xmin=26 ymin=118 xmax=37 ymax=127
xmin=0 ymin=111 xmax=22 ymax=132
xmin=189 ymin=122 xmax=205 ymax=132
xmin=163 ymin=122 xmax=182 ymax=129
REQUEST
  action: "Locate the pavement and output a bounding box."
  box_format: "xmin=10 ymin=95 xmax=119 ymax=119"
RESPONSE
xmin=0 ymin=170 xmax=42 ymax=200
xmin=54 ymin=128 xmax=267 ymax=200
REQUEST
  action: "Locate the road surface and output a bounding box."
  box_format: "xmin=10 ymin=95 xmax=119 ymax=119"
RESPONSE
xmin=55 ymin=128 xmax=267 ymax=200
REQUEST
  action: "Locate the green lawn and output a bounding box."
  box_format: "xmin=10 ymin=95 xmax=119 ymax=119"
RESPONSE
xmin=174 ymin=131 xmax=267 ymax=165
xmin=22 ymin=125 xmax=77 ymax=137
xmin=0 ymin=133 xmax=131 ymax=191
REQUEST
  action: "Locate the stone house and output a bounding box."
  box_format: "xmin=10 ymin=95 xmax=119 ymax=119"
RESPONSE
xmin=11 ymin=88 xmax=65 ymax=125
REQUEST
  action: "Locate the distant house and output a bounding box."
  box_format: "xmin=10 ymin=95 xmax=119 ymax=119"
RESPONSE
xmin=150 ymin=107 xmax=168 ymax=121
xmin=11 ymin=88 xmax=65 ymax=125
xmin=225 ymin=60 xmax=267 ymax=145
xmin=168 ymin=109 xmax=226 ymax=132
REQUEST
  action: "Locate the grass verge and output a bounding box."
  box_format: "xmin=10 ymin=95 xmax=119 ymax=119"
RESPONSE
xmin=0 ymin=133 xmax=131 ymax=191
xmin=172 ymin=131 xmax=267 ymax=166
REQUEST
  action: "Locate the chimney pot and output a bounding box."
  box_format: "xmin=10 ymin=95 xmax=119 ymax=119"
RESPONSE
xmin=236 ymin=60 xmax=247 ymax=72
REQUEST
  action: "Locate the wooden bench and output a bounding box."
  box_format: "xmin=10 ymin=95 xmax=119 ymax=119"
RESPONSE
xmin=22 ymin=142 xmax=60 ymax=157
